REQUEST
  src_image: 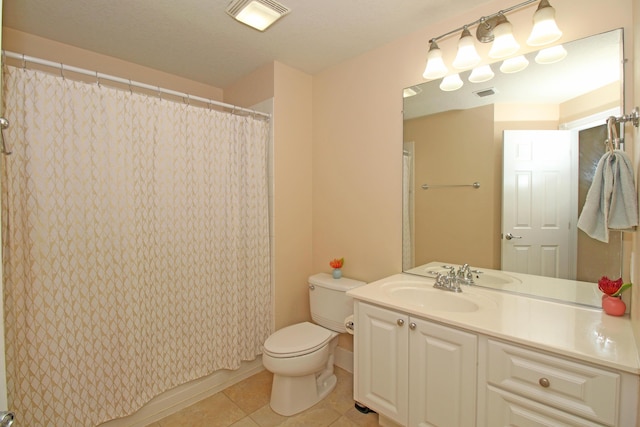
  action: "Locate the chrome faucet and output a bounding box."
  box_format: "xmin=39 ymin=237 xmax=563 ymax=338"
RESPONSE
xmin=457 ymin=264 xmax=475 ymax=285
xmin=433 ymin=264 xmax=477 ymax=292
xmin=433 ymin=267 xmax=462 ymax=293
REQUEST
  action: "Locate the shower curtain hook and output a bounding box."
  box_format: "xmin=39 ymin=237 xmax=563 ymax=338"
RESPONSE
xmin=95 ymin=71 xmax=100 ymax=87
xmin=128 ymin=79 xmax=133 ymax=94
xmin=21 ymin=54 xmax=26 ymax=70
xmin=60 ymin=63 xmax=65 ymax=80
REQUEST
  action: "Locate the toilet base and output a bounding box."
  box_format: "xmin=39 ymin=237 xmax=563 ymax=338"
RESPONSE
xmin=269 ymin=371 xmax=337 ymax=416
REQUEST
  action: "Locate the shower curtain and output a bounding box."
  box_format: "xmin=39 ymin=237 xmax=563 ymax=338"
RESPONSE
xmin=1 ymin=65 xmax=272 ymax=426
xmin=402 ymin=146 xmax=414 ymax=271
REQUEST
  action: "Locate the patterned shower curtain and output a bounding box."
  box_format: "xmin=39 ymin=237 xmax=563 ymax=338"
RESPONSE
xmin=1 ymin=65 xmax=272 ymax=426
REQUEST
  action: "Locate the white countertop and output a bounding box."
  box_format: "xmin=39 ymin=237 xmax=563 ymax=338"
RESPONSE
xmin=348 ymin=273 xmax=640 ymax=375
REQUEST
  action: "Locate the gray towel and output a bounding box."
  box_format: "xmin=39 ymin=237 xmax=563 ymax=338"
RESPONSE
xmin=578 ymin=149 xmax=638 ymax=242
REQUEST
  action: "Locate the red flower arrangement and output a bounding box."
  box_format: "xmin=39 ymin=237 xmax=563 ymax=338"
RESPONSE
xmin=598 ymin=276 xmax=632 ymax=316
xmin=329 ymin=258 xmax=344 ymax=269
xmin=598 ymin=276 xmax=631 ymax=297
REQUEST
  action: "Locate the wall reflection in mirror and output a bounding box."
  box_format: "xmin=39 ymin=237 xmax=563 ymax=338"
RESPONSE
xmin=402 ymin=29 xmax=626 ymax=307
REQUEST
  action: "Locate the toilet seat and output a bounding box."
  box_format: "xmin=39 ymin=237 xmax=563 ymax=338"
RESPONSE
xmin=264 ymin=322 xmax=334 ymax=357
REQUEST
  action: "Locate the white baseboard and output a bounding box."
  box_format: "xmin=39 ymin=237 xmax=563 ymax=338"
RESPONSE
xmin=100 ymin=357 xmax=265 ymax=427
xmin=334 ymin=346 xmax=353 ymax=373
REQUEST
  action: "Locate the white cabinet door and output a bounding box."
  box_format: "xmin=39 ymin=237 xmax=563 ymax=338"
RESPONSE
xmin=354 ymin=302 xmax=409 ymax=425
xmin=409 ymin=318 xmax=478 ymax=427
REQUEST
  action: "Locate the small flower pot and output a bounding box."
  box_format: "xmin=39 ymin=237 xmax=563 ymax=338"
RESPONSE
xmin=602 ymin=295 xmax=626 ymax=316
xmin=332 ymin=268 xmax=342 ymax=279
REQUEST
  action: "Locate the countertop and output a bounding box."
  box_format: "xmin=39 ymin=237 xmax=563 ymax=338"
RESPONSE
xmin=347 ymin=273 xmax=640 ymax=375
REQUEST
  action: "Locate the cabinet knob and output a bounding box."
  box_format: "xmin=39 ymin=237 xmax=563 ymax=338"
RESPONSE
xmin=409 ymin=322 xmax=417 ymax=330
xmin=397 ymin=319 xmax=405 ymax=326
xmin=539 ymin=377 xmax=550 ymax=388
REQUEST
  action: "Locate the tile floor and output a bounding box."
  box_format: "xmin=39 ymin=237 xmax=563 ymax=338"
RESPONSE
xmin=146 ymin=367 xmax=380 ymax=427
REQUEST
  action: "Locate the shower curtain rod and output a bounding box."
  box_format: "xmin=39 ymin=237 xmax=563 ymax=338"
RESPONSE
xmin=2 ymin=51 xmax=271 ymax=119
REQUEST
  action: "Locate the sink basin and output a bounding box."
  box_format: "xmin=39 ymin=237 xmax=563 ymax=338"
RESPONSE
xmin=381 ymin=283 xmax=482 ymax=313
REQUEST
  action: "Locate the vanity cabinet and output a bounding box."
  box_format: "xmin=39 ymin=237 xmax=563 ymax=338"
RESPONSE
xmin=353 ymin=301 xmax=477 ymax=427
xmin=352 ymin=300 xmax=638 ymax=427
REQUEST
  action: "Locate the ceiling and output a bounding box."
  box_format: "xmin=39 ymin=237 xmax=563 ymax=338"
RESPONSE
xmin=3 ymin=0 xmax=491 ymax=88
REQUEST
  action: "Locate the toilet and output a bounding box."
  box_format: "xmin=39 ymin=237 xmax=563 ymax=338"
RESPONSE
xmin=262 ymin=273 xmax=365 ymax=416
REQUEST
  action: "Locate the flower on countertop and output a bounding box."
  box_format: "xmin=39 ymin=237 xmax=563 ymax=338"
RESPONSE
xmin=598 ymin=276 xmax=632 ymax=297
xmin=329 ymin=258 xmax=344 ymax=269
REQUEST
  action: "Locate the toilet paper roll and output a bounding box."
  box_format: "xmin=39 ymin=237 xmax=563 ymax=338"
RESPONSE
xmin=344 ymin=315 xmax=354 ymax=335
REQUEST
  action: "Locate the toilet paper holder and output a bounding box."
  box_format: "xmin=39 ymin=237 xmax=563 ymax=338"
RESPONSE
xmin=345 ymin=315 xmax=354 ymax=334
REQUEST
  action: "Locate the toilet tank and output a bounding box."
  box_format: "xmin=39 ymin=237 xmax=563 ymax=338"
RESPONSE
xmin=309 ymin=273 xmax=365 ymax=333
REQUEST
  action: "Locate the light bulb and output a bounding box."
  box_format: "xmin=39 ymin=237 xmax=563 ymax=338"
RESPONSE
xmin=439 ymin=74 xmax=463 ymax=91
xmin=489 ymin=16 xmax=520 ymax=59
xmin=500 ymin=55 xmax=529 ymax=73
xmin=527 ymin=0 xmax=562 ymax=46
xmin=423 ymin=40 xmax=448 ymax=80
xmin=535 ymin=44 xmax=567 ymax=64
xmin=469 ymin=65 xmax=495 ymax=83
xmin=453 ymin=28 xmax=481 ymax=69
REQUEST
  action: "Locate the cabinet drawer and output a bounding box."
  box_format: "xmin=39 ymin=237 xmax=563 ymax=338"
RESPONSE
xmin=486 ymin=386 xmax=605 ymax=427
xmin=487 ymin=340 xmax=619 ymax=426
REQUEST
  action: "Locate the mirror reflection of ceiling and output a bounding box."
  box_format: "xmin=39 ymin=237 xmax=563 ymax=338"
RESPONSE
xmin=403 ymin=30 xmax=622 ymax=120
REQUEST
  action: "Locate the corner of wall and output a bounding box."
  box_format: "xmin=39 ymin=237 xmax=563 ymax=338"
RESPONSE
xmin=223 ymin=62 xmax=275 ymax=107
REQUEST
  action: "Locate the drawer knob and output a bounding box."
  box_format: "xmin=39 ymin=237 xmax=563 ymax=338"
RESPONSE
xmin=539 ymin=377 xmax=550 ymax=388
xmin=397 ymin=319 xmax=405 ymax=326
xmin=409 ymin=322 xmax=417 ymax=330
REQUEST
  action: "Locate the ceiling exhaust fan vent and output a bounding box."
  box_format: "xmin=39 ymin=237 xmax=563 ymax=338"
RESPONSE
xmin=474 ymin=88 xmax=497 ymax=98
xmin=226 ymin=0 xmax=291 ymax=21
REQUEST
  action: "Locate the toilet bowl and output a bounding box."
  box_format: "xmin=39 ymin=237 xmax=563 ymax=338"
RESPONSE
xmin=262 ymin=273 xmax=365 ymax=416
xmin=263 ymin=322 xmax=338 ymax=416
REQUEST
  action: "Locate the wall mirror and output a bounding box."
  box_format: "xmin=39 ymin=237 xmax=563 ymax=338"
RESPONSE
xmin=402 ymin=29 xmax=625 ymax=307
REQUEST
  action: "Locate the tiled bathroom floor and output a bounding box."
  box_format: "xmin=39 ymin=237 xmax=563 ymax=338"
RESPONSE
xmin=146 ymin=367 xmax=380 ymax=427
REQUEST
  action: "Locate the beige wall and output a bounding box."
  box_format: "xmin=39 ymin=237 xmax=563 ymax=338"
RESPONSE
xmin=2 ymin=28 xmax=225 ymax=102
xmin=2 ymin=0 xmax=638 ymax=355
xmin=312 ymin=0 xmax=636 ymax=356
xmin=192 ymin=60 xmax=316 ymax=331
xmin=311 ymin=0 xmax=634 ymax=287
xmin=404 ymin=105 xmax=498 ymax=268
xmin=560 ymin=82 xmax=620 ymax=122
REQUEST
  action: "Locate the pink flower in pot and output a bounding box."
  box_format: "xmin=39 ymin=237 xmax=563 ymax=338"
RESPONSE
xmin=598 ymin=276 xmax=632 ymax=316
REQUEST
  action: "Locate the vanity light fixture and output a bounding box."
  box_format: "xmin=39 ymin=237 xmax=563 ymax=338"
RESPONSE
xmin=527 ymin=0 xmax=562 ymax=46
xmin=226 ymin=0 xmax=291 ymax=31
xmin=439 ymin=74 xmax=464 ymax=91
xmin=534 ymin=44 xmax=567 ymax=64
xmin=453 ymin=27 xmax=481 ymax=69
xmin=422 ymin=0 xmax=563 ymax=91
xmin=500 ymin=55 xmax=529 ymax=73
xmin=487 ymin=14 xmax=520 ymax=59
xmin=469 ymin=64 xmax=495 ymax=83
xmin=422 ymin=41 xmax=448 ymax=79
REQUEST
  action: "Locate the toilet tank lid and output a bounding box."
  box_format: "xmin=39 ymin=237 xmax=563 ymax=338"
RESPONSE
xmin=308 ymin=273 xmax=366 ymax=291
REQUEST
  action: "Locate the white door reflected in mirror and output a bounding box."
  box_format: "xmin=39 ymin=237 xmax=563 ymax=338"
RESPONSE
xmin=501 ymin=130 xmax=574 ymax=279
